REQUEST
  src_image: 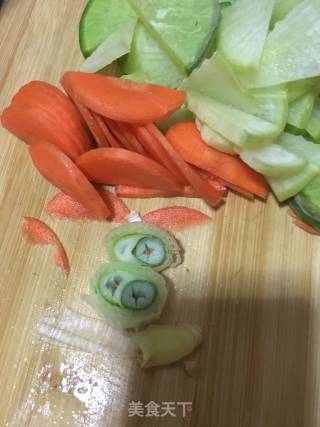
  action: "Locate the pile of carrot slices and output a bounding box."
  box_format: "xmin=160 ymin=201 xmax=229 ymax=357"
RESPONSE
xmin=1 ymin=71 xmax=270 ymax=221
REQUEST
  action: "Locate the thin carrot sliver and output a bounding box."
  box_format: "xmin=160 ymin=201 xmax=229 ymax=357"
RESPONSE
xmin=117 ymin=122 xmax=147 ymax=155
xmin=105 ymin=119 xmax=133 ymax=150
xmin=115 ymin=185 xmax=200 ymax=198
xmin=94 ymin=115 xmax=122 ymax=148
xmin=293 ymin=219 xmax=320 ymax=235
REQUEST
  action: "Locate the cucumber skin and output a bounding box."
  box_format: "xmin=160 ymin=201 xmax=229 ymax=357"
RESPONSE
xmin=289 ymin=198 xmax=320 ymax=231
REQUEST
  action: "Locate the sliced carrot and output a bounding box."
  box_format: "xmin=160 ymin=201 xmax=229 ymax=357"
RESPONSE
xmin=73 ymin=103 xmax=109 ymax=148
xmin=61 ymin=71 xmax=185 ymax=124
xmin=11 ymin=81 xmax=93 ymax=151
xmin=46 ymin=189 xmax=129 ymax=223
xmin=293 ymin=219 xmax=320 ymax=235
xmin=287 ymin=208 xmax=298 ymax=219
xmin=105 ymin=119 xmax=134 ymax=150
xmin=143 ymin=206 xmax=212 ymax=231
xmin=93 ymin=115 xmax=121 ymax=148
xmin=132 ymin=125 xmax=188 ymax=185
xmin=22 ymin=216 xmax=70 ymax=276
xmin=76 ymin=147 xmax=183 ymax=192
xmin=144 ymin=123 xmax=223 ymax=207
xmin=29 ymin=141 xmax=110 ymax=220
xmin=1 ymin=106 xmax=82 ymax=160
xmin=115 ymin=185 xmax=200 ymax=198
xmin=166 ymin=122 xmax=269 ymax=199
xmin=116 ymin=122 xmax=147 ymax=155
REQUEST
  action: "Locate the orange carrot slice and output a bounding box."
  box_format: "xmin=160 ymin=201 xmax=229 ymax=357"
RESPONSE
xmin=143 ymin=206 xmax=212 ymax=231
xmin=46 ymin=189 xmax=129 ymax=223
xmin=116 ymin=122 xmax=147 ymax=156
xmin=1 ymin=106 xmax=83 ymax=160
xmin=293 ymin=219 xmax=320 ymax=235
xmin=73 ymin=103 xmax=109 ymax=148
xmin=76 ymin=147 xmax=183 ymax=192
xmin=132 ymin=125 xmax=188 ymax=185
xmin=115 ymin=185 xmax=199 ymax=198
xmin=29 ymin=141 xmax=110 ymax=220
xmin=93 ymin=115 xmax=122 ymax=148
xmin=11 ymin=83 xmax=93 ymax=152
xmin=105 ymin=119 xmax=134 ymax=150
xmin=144 ymin=123 xmax=223 ymax=207
xmin=22 ymin=216 xmax=70 ymax=276
xmin=287 ymin=208 xmax=298 ymax=219
xmin=61 ymin=72 xmax=185 ymax=124
xmin=166 ymin=122 xmax=269 ymax=199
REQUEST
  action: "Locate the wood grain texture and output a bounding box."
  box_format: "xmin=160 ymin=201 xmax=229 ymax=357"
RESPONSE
xmin=0 ymin=1 xmax=320 ymax=426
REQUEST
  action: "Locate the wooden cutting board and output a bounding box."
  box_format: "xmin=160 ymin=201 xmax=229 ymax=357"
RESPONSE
xmin=1 ymin=1 xmax=320 ymax=426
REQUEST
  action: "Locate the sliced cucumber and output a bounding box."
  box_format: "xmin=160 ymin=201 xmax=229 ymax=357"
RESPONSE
xmin=289 ymin=176 xmax=320 ymax=230
xmin=79 ymin=0 xmax=137 ymax=57
xmin=79 ymin=20 xmax=136 ymax=73
xmin=306 ymin=98 xmax=320 ymax=143
xmin=187 ymin=91 xmax=281 ymax=149
xmin=184 ymin=52 xmax=257 ymax=113
xmin=106 ymin=223 xmax=182 ymax=272
xmin=196 ymin=119 xmax=237 ymax=155
xmin=129 ymin=0 xmax=220 ymax=72
xmin=243 ymin=0 xmax=320 ymax=88
xmin=240 ymin=144 xmax=307 ymax=177
xmin=287 ymin=91 xmax=316 ymax=129
xmin=252 ymin=87 xmax=288 ymax=131
xmin=267 ymin=163 xmax=318 ymax=201
xmin=122 ymin=21 xmax=186 ymax=88
xmin=218 ymin=0 xmax=274 ymax=71
xmin=277 ymin=132 xmax=320 ymax=169
xmin=90 ymin=262 xmax=168 ymax=329
xmin=271 ymin=0 xmax=303 ymax=24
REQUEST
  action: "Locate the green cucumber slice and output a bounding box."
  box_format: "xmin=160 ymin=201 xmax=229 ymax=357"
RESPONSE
xmin=187 ymin=91 xmax=281 ymax=149
xmin=80 ymin=20 xmax=136 ymax=73
xmin=287 ymin=91 xmax=316 ymax=129
xmin=306 ymin=98 xmax=320 ymax=143
xmin=289 ymin=176 xmax=320 ymax=230
xmin=243 ymin=0 xmax=320 ymax=88
xmin=90 ymin=262 xmax=168 ymax=329
xmin=277 ymin=132 xmax=320 ymax=168
xmin=196 ymin=119 xmax=237 ymax=155
xmin=79 ymin=0 xmax=137 ymax=58
xmin=240 ymin=144 xmax=307 ymax=177
xmin=123 ymin=21 xmax=186 ymax=88
xmin=121 ymin=280 xmax=157 ymax=310
xmin=128 ymin=0 xmax=220 ymax=72
xmin=133 ymin=237 xmax=166 ymax=267
xmin=218 ymin=0 xmax=274 ymax=72
xmin=184 ymin=52 xmax=257 ymax=113
xmin=267 ymin=163 xmax=318 ymax=201
xmin=106 ymin=223 xmax=182 ymax=271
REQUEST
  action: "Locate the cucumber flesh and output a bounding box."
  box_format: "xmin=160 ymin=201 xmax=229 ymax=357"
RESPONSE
xmin=287 ymin=78 xmax=318 ymax=103
xmin=122 ymin=21 xmax=186 ymax=88
xmin=79 ymin=20 xmax=136 ymax=73
xmin=267 ymin=163 xmax=318 ymax=201
xmin=129 ymin=0 xmax=220 ymax=72
xmin=252 ymin=87 xmax=288 ymax=131
xmin=184 ymin=52 xmax=257 ymax=113
xmin=287 ymin=91 xmax=316 ymax=129
xmin=243 ymin=0 xmax=320 ymax=88
xmin=240 ymin=144 xmax=307 ymax=177
xmin=306 ymin=98 xmax=320 ymax=143
xmin=113 ymin=234 xmax=144 ymax=263
xmin=196 ymin=119 xmax=237 ymax=155
xmin=218 ymin=0 xmax=274 ymax=71
xmin=187 ymin=91 xmax=281 ymax=149
xmin=79 ymin=0 xmax=137 ymax=57
xmin=277 ymin=132 xmax=320 ymax=169
xmin=271 ymin=0 xmax=303 ymax=24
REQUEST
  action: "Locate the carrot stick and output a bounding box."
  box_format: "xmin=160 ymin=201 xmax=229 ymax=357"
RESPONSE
xmin=11 ymin=81 xmax=93 ymax=151
xmin=116 ymin=122 xmax=147 ymax=155
xmin=287 ymin=208 xmax=298 ymax=219
xmin=166 ymin=122 xmax=269 ymax=199
xmin=143 ymin=206 xmax=212 ymax=231
xmin=61 ymin=72 xmax=185 ymax=124
xmin=144 ymin=123 xmax=223 ymax=207
xmin=132 ymin=125 xmax=188 ymax=185
xmin=93 ymin=115 xmax=122 ymax=148
xmin=73 ymin=103 xmax=109 ymax=148
xmin=115 ymin=185 xmax=200 ymax=198
xmin=29 ymin=141 xmax=111 ymax=220
xmin=76 ymin=147 xmax=184 ymax=192
xmin=105 ymin=119 xmax=134 ymax=150
xmin=22 ymin=216 xmax=70 ymax=276
xmin=1 ymin=106 xmax=82 ymax=161
xmin=293 ymin=219 xmax=320 ymax=235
